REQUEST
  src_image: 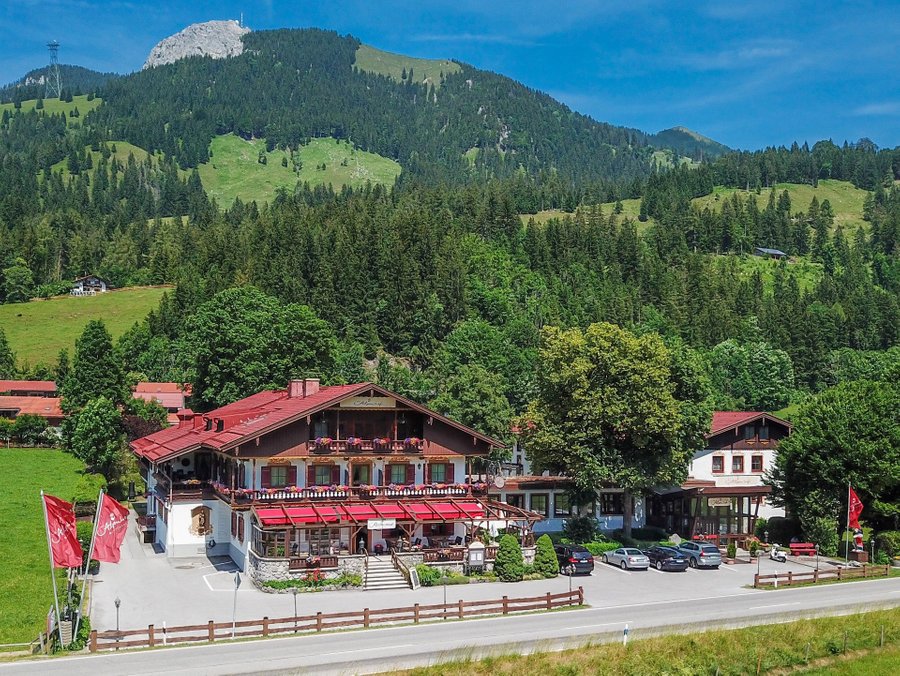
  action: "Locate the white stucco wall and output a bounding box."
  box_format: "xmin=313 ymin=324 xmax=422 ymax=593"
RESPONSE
xmin=690 ymin=448 xmax=776 ymax=486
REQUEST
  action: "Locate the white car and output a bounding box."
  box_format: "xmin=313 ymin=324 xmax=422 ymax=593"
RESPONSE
xmin=602 ymin=547 xmax=650 ymax=570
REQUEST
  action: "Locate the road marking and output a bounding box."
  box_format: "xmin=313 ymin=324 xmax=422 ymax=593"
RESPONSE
xmin=717 ymin=565 xmax=740 ymax=572
xmin=648 ymin=567 xmax=664 ymax=574
xmin=317 ymin=643 xmax=416 ymax=657
xmin=748 ymin=602 xmax=801 ymax=610
xmin=604 ymin=564 xmax=632 ymax=575
xmin=566 ymin=620 xmax=634 ymax=631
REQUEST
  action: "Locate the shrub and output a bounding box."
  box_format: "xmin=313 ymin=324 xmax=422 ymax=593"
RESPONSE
xmin=876 ymin=531 xmax=900 ymax=557
xmin=727 ymin=542 xmax=737 ymax=559
xmin=72 ymin=473 xmax=108 ymax=515
xmin=415 ymin=563 xmax=441 ymax=587
xmin=802 ymin=515 xmax=839 ymax=556
xmin=754 ymin=517 xmax=768 ymax=540
xmin=12 ymin=414 xmax=49 ymax=445
xmin=584 ymin=541 xmax=622 ymax=555
xmin=563 ymin=515 xmax=600 ymax=544
xmin=534 ymin=534 xmax=559 ymax=578
xmin=874 ymin=551 xmax=890 ymax=565
xmin=263 ymin=572 xmax=361 ymax=590
xmin=749 ymin=539 xmax=760 ymax=556
xmin=494 ymin=534 xmax=524 ymax=582
xmin=764 ymin=516 xmax=801 ymax=545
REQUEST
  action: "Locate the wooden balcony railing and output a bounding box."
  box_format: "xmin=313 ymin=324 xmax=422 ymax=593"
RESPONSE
xmin=288 ymin=555 xmax=339 ymax=571
xmin=309 ymin=438 xmax=424 ymax=454
xmin=422 ymin=548 xmax=466 ymax=563
xmin=136 ymin=514 xmax=156 ymax=530
xmin=212 ymin=482 xmax=487 ymax=504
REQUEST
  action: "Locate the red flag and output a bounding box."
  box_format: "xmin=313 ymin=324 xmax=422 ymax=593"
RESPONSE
xmin=92 ymin=493 xmax=129 ymax=563
xmin=848 ymin=487 xmax=864 ymax=529
xmin=43 ymin=494 xmax=83 ymax=568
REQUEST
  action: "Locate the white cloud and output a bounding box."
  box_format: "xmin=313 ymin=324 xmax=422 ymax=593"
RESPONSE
xmin=851 ymin=101 xmax=900 ymax=116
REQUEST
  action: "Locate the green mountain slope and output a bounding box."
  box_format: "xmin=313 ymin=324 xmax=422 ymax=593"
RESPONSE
xmin=651 ymin=126 xmax=732 ymax=160
xmin=0 ymin=65 xmax=118 ymax=103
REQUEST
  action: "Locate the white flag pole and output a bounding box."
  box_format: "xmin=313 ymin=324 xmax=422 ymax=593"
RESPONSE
xmin=41 ymin=491 xmax=65 ymax=646
xmin=73 ymin=488 xmax=104 ymax=639
xmin=845 ymin=482 xmax=851 ymax=562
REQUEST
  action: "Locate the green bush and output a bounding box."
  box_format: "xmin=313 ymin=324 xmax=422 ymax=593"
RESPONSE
xmin=765 ymin=516 xmax=802 ymax=544
xmin=875 ymin=531 xmax=900 ymax=557
xmin=727 ymin=542 xmax=737 ymax=559
xmin=562 ymin=515 xmax=600 ymax=544
xmin=802 ymin=515 xmax=839 ymax=556
xmin=533 ymin=534 xmax=559 ymax=578
xmin=749 ymin=539 xmax=760 ymax=556
xmin=495 ymin=534 xmax=524 ymax=582
xmin=263 ymin=572 xmax=361 ymax=590
xmin=72 ymin=473 xmax=107 ymax=515
xmin=584 ymin=541 xmax=622 ymax=555
xmin=415 ymin=563 xmax=441 ymax=587
xmin=874 ymin=551 xmax=890 ymax=565
xmin=754 ymin=517 xmax=768 ymax=540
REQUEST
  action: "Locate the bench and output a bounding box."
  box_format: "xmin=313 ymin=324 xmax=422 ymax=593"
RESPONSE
xmin=789 ymin=542 xmax=817 ymax=556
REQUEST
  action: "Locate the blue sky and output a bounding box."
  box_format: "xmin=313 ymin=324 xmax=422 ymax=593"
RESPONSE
xmin=1 ymin=0 xmax=898 ymax=150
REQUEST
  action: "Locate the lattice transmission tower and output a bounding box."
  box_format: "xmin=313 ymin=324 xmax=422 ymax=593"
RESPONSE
xmin=46 ymin=40 xmax=62 ymax=99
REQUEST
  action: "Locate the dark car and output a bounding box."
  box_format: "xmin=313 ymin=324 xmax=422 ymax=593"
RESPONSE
xmin=644 ymin=545 xmax=689 ymax=572
xmin=554 ymin=544 xmax=595 ymax=575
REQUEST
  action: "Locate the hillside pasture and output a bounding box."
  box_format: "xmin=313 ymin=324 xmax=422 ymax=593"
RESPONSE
xmin=198 ymin=134 xmax=401 ymax=206
xmin=48 ymin=140 xmax=161 ymax=180
xmin=354 ymin=44 xmax=460 ymax=87
xmin=0 ymin=448 xmax=85 ymax=645
xmin=0 ymin=286 xmax=169 ymax=368
xmin=0 ymin=95 xmax=101 ymax=127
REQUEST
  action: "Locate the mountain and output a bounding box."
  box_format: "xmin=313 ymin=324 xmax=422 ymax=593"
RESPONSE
xmin=0 ymin=65 xmax=118 ymax=103
xmin=143 ymin=19 xmax=250 ymax=69
xmin=651 ymin=126 xmax=732 ymax=160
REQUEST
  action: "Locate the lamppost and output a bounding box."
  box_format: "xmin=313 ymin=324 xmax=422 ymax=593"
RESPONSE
xmin=114 ymin=597 xmax=121 ymax=650
xmin=764 ymin=530 xmax=769 ymax=545
xmin=292 ymin=587 xmax=298 ymax=633
xmin=815 ymin=544 xmax=820 ymax=572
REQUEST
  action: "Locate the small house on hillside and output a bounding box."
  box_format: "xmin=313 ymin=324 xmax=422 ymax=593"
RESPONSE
xmin=0 ymin=396 xmax=64 ymax=427
xmin=71 ymin=274 xmax=109 ymax=296
xmin=132 ymin=382 xmax=191 ymax=425
xmin=0 ymin=380 xmax=57 ymax=397
xmin=753 ymin=247 xmax=787 ymax=260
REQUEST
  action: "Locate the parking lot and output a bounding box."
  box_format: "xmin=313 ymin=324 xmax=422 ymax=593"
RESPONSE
xmin=89 ymin=515 xmax=841 ymax=633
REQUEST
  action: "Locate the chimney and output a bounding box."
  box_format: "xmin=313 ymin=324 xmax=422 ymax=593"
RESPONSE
xmin=303 ymin=378 xmax=320 ymax=397
xmin=288 ymin=379 xmax=304 ymax=398
xmin=176 ymin=409 xmax=195 ymax=429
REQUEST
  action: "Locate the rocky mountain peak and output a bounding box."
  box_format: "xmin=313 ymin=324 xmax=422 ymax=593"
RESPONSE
xmin=143 ymin=20 xmax=250 ymax=70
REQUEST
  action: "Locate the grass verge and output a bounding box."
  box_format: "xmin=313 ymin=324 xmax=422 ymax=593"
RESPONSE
xmin=0 ymin=448 xmax=85 ymax=645
xmin=397 ymin=607 xmax=900 ymax=675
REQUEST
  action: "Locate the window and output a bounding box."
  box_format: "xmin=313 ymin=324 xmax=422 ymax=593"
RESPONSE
xmin=505 ymin=494 xmax=523 ymax=508
xmin=599 ymin=492 xmax=624 ymax=515
xmin=744 ymin=425 xmax=755 ymax=440
xmin=751 ymin=455 xmax=763 ymax=473
xmin=712 ymin=456 xmax=724 ymax=474
xmin=554 ymin=493 xmax=572 ymax=518
xmin=430 ymin=463 xmax=446 ymax=483
xmin=732 ymin=455 xmax=744 ymax=473
xmin=270 ymin=466 xmax=289 ymax=487
xmin=352 ymin=464 xmax=371 ymax=485
xmin=759 ymin=425 xmax=770 ymax=441
xmin=315 ymin=465 xmax=332 ymax=486
xmin=530 ymin=494 xmax=548 ymax=516
xmin=390 ymin=464 xmax=407 ymax=484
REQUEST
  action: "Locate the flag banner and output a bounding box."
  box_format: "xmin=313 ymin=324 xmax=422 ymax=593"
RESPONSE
xmin=848 ymin=487 xmax=864 ymax=530
xmin=92 ymin=493 xmax=129 ymax=563
xmin=43 ymin=494 xmax=83 ymax=568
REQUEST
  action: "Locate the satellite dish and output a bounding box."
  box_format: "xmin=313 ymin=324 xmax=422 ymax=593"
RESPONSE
xmin=493 ymin=475 xmax=506 ymax=489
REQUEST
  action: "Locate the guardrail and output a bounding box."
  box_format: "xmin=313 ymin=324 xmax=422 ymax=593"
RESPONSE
xmin=88 ymin=588 xmax=584 ymax=652
xmin=753 ymin=564 xmax=890 ymax=588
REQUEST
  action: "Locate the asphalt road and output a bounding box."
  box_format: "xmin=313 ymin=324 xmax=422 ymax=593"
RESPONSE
xmin=5 ymin=576 xmax=899 ymax=675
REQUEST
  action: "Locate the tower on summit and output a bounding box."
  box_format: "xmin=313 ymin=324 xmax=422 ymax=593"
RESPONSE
xmin=46 ymin=40 xmax=62 ymax=99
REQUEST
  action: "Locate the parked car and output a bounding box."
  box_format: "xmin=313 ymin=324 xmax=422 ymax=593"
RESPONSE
xmin=677 ymin=541 xmax=722 ymax=568
xmin=554 ymin=544 xmax=595 ymax=575
xmin=644 ymin=545 xmax=689 ymax=571
xmin=602 ymin=547 xmax=650 ymax=570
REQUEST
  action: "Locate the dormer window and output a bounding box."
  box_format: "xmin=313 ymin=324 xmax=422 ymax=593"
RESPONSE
xmin=216 ymin=419 xmax=224 ymax=432
xmin=204 ymin=418 xmax=212 ymax=431
xmin=743 ymin=426 xmax=754 ymax=440
xmin=759 ymin=425 xmax=769 ymax=441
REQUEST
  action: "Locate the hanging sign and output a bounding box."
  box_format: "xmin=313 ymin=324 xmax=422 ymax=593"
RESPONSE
xmin=707 ymin=497 xmax=732 ymax=508
xmin=367 ymin=518 xmax=396 ymax=530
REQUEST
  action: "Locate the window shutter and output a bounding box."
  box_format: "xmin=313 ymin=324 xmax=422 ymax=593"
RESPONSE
xmin=238 ymin=515 xmax=244 ymax=543
xmin=331 ymin=465 xmax=340 ymax=485
xmin=385 ymin=465 xmax=394 ymax=484
xmin=406 ymin=464 xmax=415 ymax=484
xmin=426 ymin=463 xmax=432 ymax=483
xmin=261 ymin=466 xmax=272 ymax=489
xmin=287 ymin=465 xmax=297 ymax=486
xmin=445 ymin=463 xmax=455 ymax=483
xmin=231 ymin=512 xmax=236 ymax=537
xmin=307 ymin=465 xmax=316 ymax=486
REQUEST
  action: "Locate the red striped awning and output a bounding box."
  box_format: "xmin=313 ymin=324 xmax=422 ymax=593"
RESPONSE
xmin=254 ymin=500 xmax=487 ymax=528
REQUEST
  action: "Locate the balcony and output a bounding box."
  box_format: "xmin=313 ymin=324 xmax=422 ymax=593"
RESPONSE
xmin=309 ymin=437 xmax=424 ymax=454
xmin=212 ymin=481 xmax=488 ymax=505
xmin=153 ymin=472 xmax=216 ymax=501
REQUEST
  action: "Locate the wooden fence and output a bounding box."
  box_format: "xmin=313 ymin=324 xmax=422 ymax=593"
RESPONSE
xmin=89 ymin=587 xmax=584 ymax=653
xmin=754 ymin=564 xmax=890 ymax=588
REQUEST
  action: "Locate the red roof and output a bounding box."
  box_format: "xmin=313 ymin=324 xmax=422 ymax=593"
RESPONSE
xmin=134 ymin=382 xmax=191 ymax=395
xmin=254 ymin=501 xmax=486 ymax=527
xmin=708 ymin=411 xmax=791 ymax=437
xmin=131 ymin=382 xmax=504 ymax=464
xmin=0 ymin=380 xmax=57 ymax=394
xmin=0 ymin=396 xmax=63 ymax=420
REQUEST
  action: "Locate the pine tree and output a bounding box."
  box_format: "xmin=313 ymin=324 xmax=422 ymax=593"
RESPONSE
xmin=0 ymin=328 xmax=16 ymax=378
xmin=61 ymin=320 xmax=129 ymax=413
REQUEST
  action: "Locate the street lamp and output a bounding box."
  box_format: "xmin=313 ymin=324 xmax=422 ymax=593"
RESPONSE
xmin=292 ymin=587 xmax=299 ymax=632
xmin=114 ymin=597 xmax=121 ymax=650
xmin=764 ymin=530 xmax=769 ymax=544
xmin=815 ymin=544 xmax=820 ymax=572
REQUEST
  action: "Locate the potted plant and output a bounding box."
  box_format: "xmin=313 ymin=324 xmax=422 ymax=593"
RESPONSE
xmin=726 ymin=541 xmax=737 ymax=563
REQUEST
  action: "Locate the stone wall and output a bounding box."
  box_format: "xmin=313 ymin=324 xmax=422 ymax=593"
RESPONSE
xmin=249 ymin=551 xmax=365 ymax=591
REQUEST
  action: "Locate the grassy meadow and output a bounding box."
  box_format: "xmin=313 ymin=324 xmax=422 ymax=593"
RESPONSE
xmin=0 ymin=95 xmax=101 ymax=127
xmin=0 ymin=448 xmax=85 ymax=645
xmin=354 ymin=44 xmax=460 ymax=86
xmin=198 ymin=134 xmax=401 ymax=205
xmin=400 ymin=607 xmax=900 ymax=675
xmin=0 ymin=286 xmax=169 ymax=368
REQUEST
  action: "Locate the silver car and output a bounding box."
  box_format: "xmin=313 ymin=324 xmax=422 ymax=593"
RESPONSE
xmin=677 ymin=541 xmax=722 ymax=568
xmin=602 ymin=547 xmax=650 ymax=570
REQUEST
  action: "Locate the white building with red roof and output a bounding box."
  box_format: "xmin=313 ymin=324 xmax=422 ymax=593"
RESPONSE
xmin=131 ymin=379 xmax=542 ymax=587
xmin=132 ymin=382 xmax=190 ymax=425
